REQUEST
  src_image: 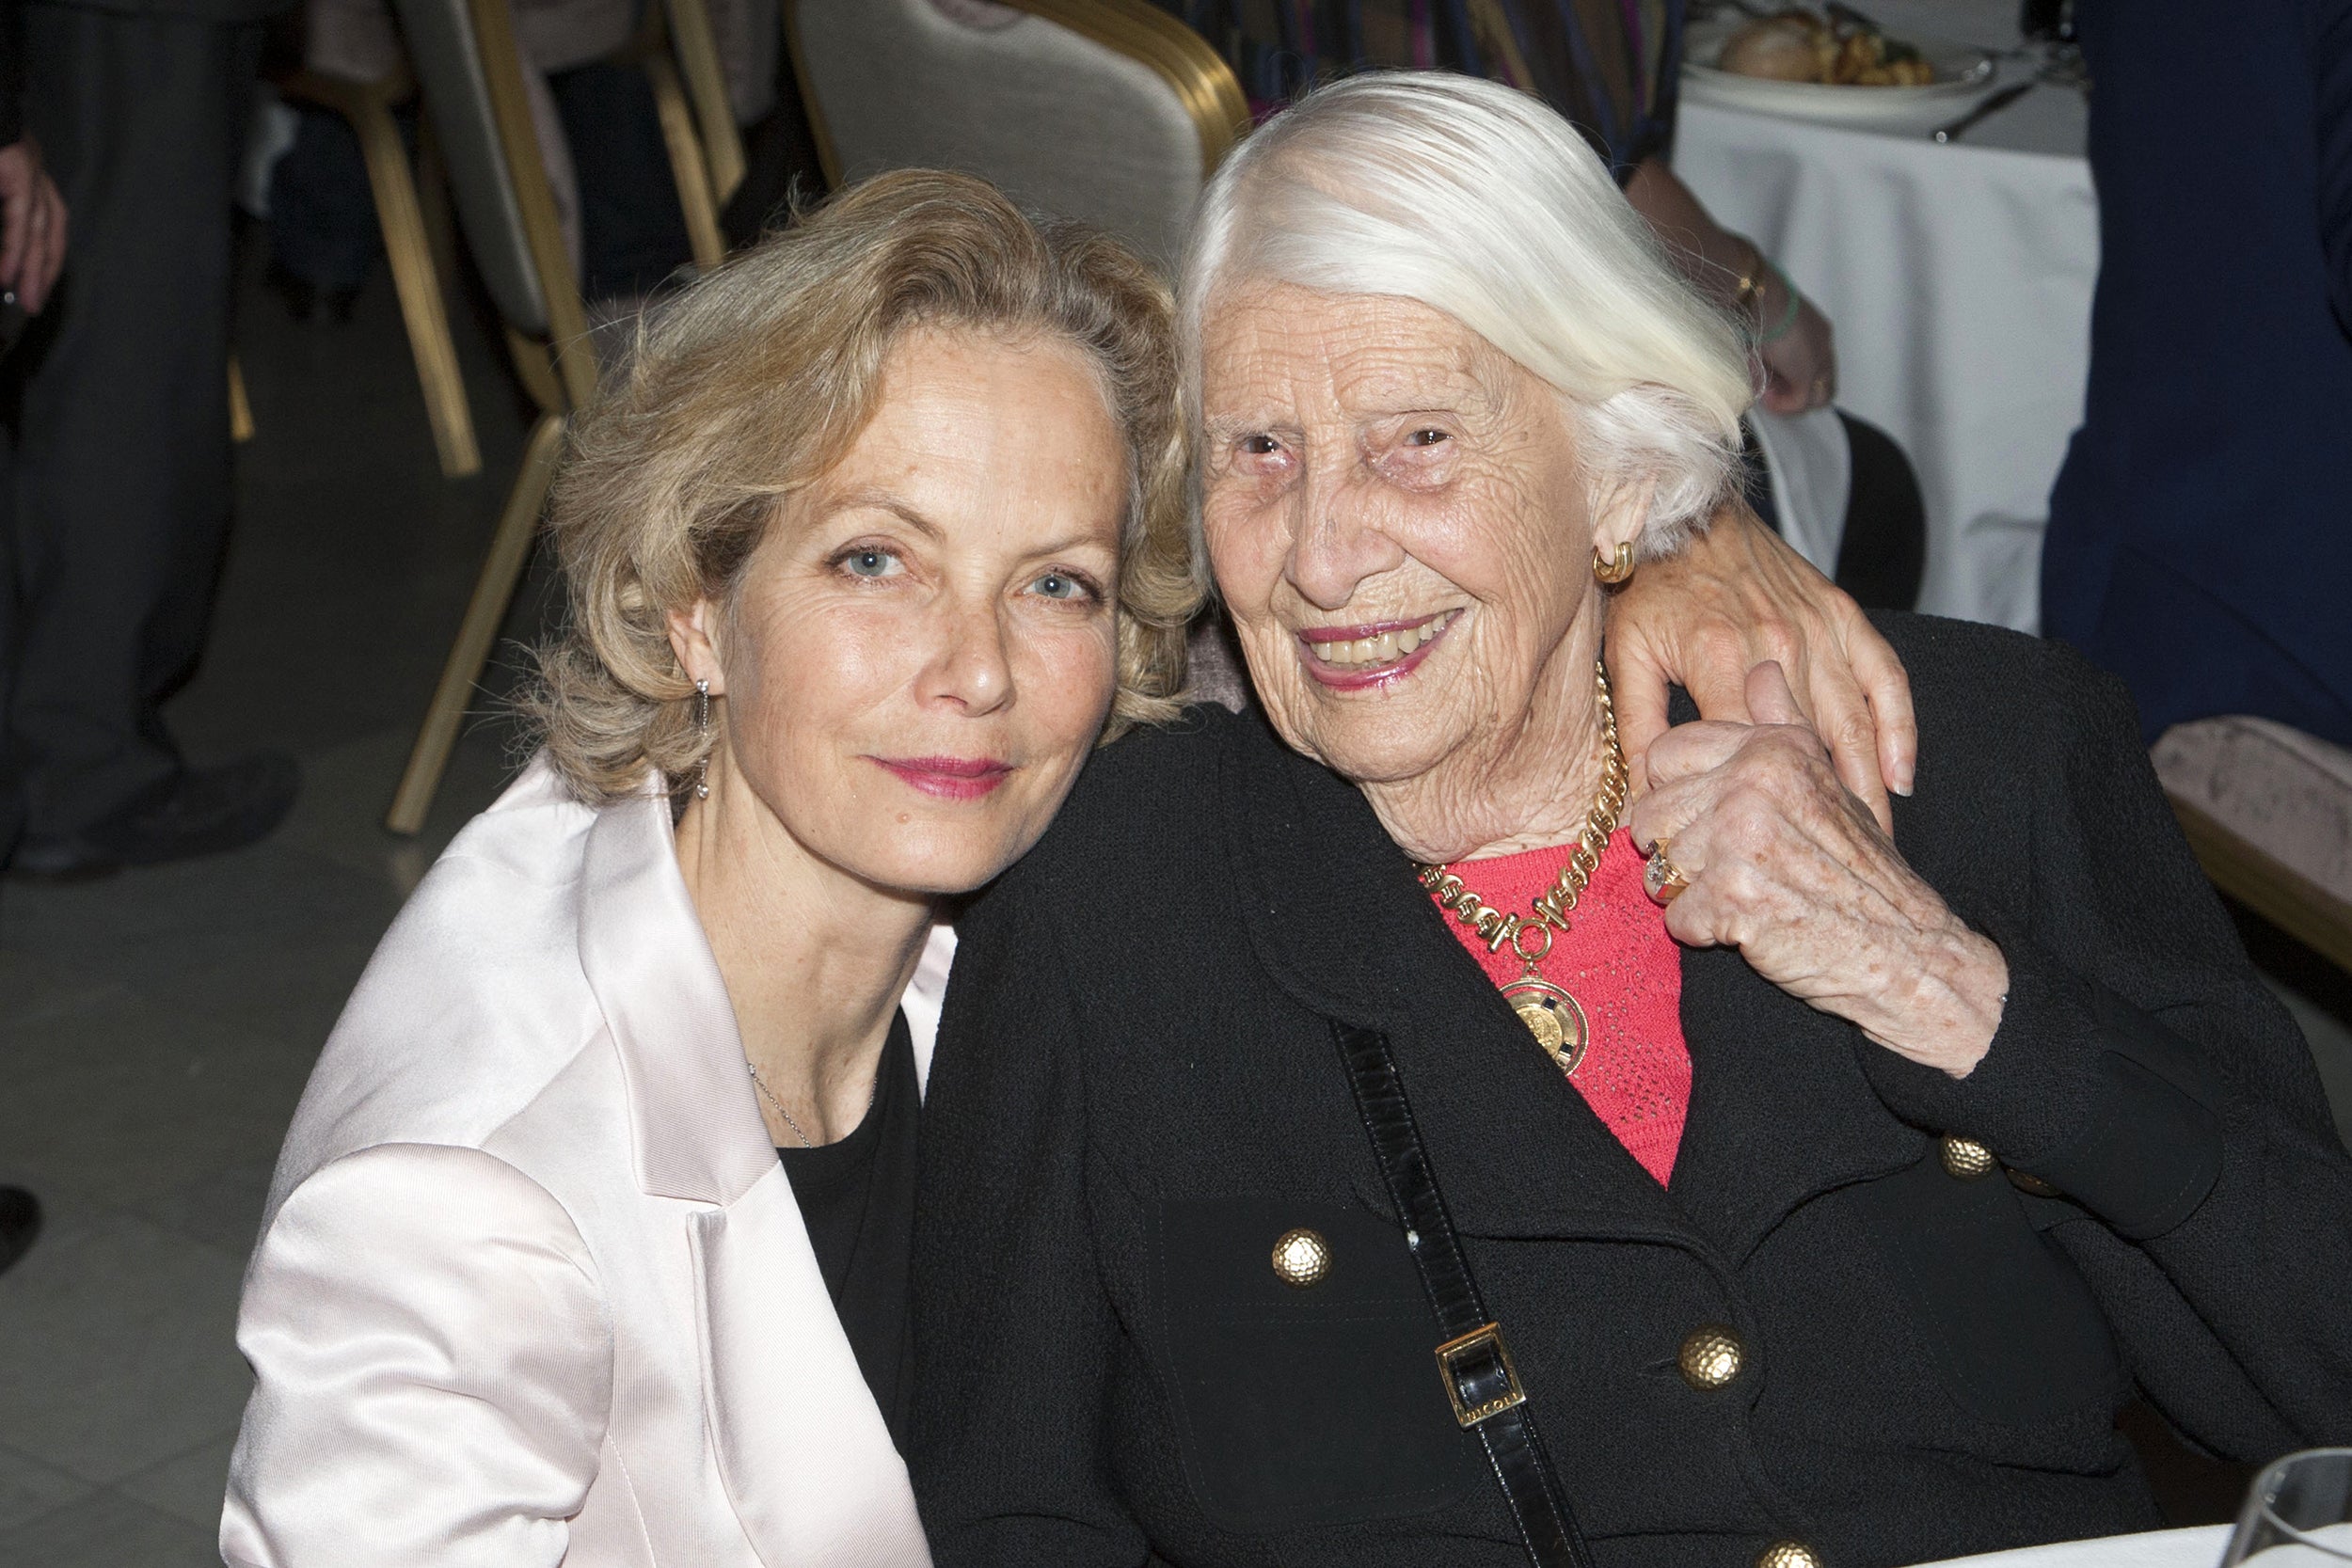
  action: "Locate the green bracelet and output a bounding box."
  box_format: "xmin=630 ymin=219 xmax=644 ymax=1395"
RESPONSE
xmin=1758 ymin=260 xmax=1802 ymax=343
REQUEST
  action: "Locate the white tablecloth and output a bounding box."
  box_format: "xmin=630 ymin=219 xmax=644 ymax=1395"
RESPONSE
xmin=1916 ymin=1525 xmax=2230 ymax=1568
xmin=1673 ymin=0 xmax=2098 ymax=631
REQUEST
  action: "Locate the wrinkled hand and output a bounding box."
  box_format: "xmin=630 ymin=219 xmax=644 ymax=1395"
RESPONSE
xmin=1605 ymin=499 xmax=1915 ymax=831
xmin=0 ymin=137 xmax=68 ymax=316
xmin=1756 ymin=294 xmax=1836 ymax=414
xmin=1628 ymin=663 xmax=2004 ymax=1078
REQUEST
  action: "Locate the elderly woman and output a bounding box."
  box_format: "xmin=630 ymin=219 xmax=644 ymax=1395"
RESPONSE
xmin=907 ymin=76 xmax=2352 ymax=1568
xmin=216 ymin=165 xmax=1887 ymax=1566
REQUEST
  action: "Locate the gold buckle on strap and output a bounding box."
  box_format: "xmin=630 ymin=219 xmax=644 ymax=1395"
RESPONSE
xmin=1436 ymin=1322 xmax=1528 ymax=1428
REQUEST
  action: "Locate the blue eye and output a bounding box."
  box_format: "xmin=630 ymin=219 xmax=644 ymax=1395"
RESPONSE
xmin=1032 ymin=571 xmax=1090 ymax=601
xmin=841 ymin=547 xmax=902 ymax=579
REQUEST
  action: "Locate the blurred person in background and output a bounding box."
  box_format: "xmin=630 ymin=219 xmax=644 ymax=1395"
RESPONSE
xmin=1166 ymin=0 xmax=1836 ymax=415
xmin=2 ymin=0 xmax=297 ymax=880
xmin=2042 ymin=0 xmax=2352 ymax=745
xmin=1 ymin=0 xmax=68 ymax=1277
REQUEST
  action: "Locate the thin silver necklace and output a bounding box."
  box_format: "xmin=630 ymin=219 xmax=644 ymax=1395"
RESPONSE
xmin=747 ymin=1060 xmax=877 ymax=1149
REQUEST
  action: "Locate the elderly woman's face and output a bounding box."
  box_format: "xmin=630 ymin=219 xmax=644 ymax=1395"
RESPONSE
xmin=686 ymin=325 xmax=1125 ymax=895
xmin=1200 ymin=284 xmax=1615 ymax=789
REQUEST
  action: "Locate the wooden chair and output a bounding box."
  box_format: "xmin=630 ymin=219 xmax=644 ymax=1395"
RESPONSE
xmin=608 ymin=0 xmax=746 ymax=268
xmin=283 ymin=0 xmax=745 ymax=487
xmin=2155 ymin=718 xmax=2352 ymax=974
xmin=280 ymin=59 xmax=483 ymax=477
xmin=784 ymin=0 xmax=1248 ymax=270
xmin=382 ymin=0 xmax=596 ymax=834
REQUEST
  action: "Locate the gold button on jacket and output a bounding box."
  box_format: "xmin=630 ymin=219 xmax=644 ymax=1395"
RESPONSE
xmin=1940 ymin=1134 xmax=1997 ymax=1179
xmin=1756 ymin=1540 xmax=1822 ymax=1568
xmin=1677 ymin=1324 xmax=1743 ymax=1389
xmin=1270 ymin=1227 xmax=1330 ymax=1288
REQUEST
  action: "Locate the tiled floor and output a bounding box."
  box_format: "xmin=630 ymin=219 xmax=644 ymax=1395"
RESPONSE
xmin=0 ymin=240 xmax=550 ymax=1567
xmin=3 ymin=238 xmax=2350 ymax=1568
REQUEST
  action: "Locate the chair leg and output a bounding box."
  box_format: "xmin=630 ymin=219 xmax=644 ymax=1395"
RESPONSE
xmin=660 ymin=0 xmax=745 ymax=209
xmin=349 ymin=92 xmax=483 ymax=480
xmin=504 ymin=325 xmax=568 ymax=418
xmin=416 ymin=119 xmax=463 ymax=295
xmin=643 ymin=55 xmax=727 ymax=271
xmin=229 ymin=356 xmax=254 ymax=443
xmin=385 ymin=412 xmax=567 ymax=835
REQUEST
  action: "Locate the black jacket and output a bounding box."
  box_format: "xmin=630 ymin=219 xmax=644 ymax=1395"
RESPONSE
xmin=910 ymin=613 xmax=2352 ymax=1568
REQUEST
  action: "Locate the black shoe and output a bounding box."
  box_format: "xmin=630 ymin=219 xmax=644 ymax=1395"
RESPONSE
xmin=263 ymin=261 xmax=317 ymax=322
xmin=9 ymin=753 xmax=300 ymax=880
xmin=0 ymin=1187 xmax=40 ymax=1276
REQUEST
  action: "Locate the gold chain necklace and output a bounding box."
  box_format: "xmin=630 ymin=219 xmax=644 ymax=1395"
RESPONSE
xmin=1414 ymin=662 xmax=1629 ymax=1077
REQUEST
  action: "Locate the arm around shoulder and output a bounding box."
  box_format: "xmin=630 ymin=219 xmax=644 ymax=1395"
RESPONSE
xmin=221 ymin=1143 xmax=612 ymax=1568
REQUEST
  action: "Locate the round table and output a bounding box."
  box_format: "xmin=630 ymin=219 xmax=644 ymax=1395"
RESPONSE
xmin=1672 ymin=0 xmax=2095 ymax=632
xmin=1915 ymin=1525 xmax=2230 ymax=1568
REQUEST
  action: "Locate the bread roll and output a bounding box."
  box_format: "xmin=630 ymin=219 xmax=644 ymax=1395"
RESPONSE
xmin=1721 ymin=17 xmax=1828 ymax=82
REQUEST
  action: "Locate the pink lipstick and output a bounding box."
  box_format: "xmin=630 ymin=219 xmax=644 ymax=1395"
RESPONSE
xmin=1297 ymin=609 xmax=1460 ymax=691
xmin=871 ymin=754 xmax=1013 ymax=800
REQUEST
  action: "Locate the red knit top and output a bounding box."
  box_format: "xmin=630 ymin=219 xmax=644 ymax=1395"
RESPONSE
xmin=1430 ymin=829 xmax=1691 ymax=1185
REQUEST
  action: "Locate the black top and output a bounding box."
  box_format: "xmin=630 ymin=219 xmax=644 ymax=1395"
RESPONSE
xmin=778 ymin=1008 xmax=919 ymax=1448
xmin=911 ymin=613 xmax=2352 ymax=1568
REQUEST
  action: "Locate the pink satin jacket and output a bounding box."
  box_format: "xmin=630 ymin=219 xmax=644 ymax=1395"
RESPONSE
xmin=220 ymin=758 xmax=953 ymax=1568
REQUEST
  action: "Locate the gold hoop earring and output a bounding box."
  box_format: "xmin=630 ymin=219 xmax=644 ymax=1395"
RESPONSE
xmin=1593 ymin=542 xmax=1636 ymax=585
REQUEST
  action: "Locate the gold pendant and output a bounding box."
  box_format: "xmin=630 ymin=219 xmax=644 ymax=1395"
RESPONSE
xmin=1502 ymin=975 xmax=1587 ymax=1076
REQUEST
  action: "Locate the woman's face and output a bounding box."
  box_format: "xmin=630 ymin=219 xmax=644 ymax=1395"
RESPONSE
xmin=676 ymin=325 xmax=1126 ymax=896
xmin=1200 ymin=283 xmax=1632 ymax=790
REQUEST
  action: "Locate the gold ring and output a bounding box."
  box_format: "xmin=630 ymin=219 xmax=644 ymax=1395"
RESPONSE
xmin=1644 ymin=846 xmax=1689 ymax=905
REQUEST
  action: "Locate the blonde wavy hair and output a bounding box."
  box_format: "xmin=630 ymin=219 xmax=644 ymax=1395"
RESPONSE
xmin=525 ymin=169 xmax=1202 ymax=804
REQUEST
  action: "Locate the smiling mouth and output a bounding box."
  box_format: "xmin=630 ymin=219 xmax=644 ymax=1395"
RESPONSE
xmin=1297 ymin=610 xmax=1460 ymax=688
xmin=870 ymin=755 xmax=1014 ymax=800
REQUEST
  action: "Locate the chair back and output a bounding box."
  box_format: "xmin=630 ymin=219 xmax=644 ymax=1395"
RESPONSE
xmin=785 ymin=0 xmax=1248 ymax=269
xmin=390 ymin=0 xmax=594 ymax=404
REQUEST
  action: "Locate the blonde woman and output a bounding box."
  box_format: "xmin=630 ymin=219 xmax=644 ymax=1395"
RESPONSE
xmin=218 ymin=165 xmax=1915 ymax=1567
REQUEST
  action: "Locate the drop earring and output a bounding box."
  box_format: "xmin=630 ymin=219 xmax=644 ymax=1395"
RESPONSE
xmin=692 ymin=679 xmax=711 ymax=800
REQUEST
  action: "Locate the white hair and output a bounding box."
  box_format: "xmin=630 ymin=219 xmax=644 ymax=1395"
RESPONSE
xmin=1179 ymin=71 xmax=1754 ymax=559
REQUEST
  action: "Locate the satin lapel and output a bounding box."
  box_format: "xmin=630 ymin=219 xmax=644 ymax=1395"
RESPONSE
xmin=1668 ymin=944 xmax=1929 ymax=1262
xmin=904 ymin=923 xmax=958 ymax=1101
xmin=689 ymin=1167 xmax=932 ymax=1568
xmin=1220 ymin=716 xmax=1688 ymax=1242
xmin=577 ymin=784 xmax=777 ymax=1206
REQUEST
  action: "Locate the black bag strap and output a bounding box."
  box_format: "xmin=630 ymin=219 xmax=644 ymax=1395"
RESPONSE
xmin=1332 ymin=1021 xmax=1599 ymax=1568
